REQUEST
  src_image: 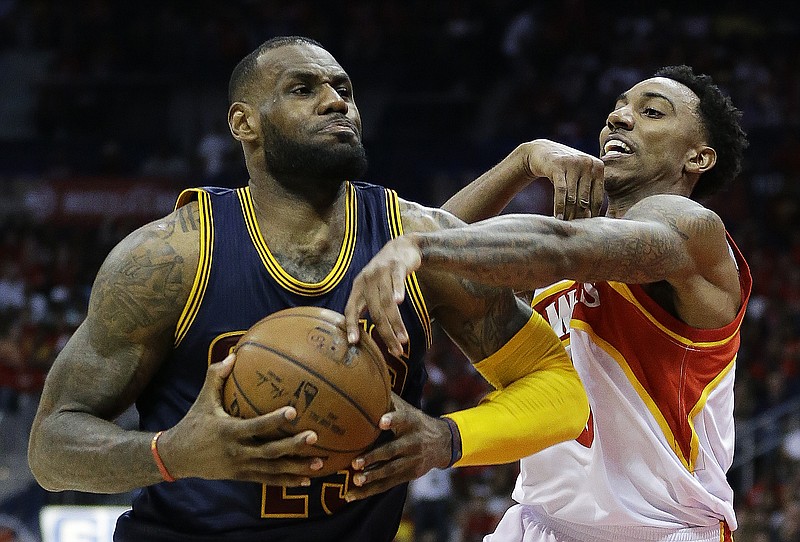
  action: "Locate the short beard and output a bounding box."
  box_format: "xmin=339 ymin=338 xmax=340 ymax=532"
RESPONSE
xmin=262 ymin=122 xmax=368 ymax=195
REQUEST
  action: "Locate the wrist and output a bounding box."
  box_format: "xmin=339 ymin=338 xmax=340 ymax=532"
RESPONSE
xmin=441 ymin=416 xmax=462 ymax=468
xmin=516 ymin=139 xmax=550 ymax=181
xmin=406 ymin=233 xmax=426 ymax=266
xmin=513 ymin=141 xmax=539 ymax=182
xmin=150 ymin=430 xmax=177 ymax=483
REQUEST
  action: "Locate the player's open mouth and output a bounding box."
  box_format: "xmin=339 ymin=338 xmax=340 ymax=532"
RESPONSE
xmin=601 ymin=138 xmax=633 ymax=159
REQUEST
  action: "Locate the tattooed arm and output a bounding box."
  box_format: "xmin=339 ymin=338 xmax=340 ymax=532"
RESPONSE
xmin=349 ymin=194 xmax=741 ymax=345
xmin=29 ymin=203 xmax=319 ymax=493
xmin=407 ymin=203 xmax=532 ymax=360
xmin=427 ymin=195 xmax=740 ymax=327
xmin=345 ymin=202 xmax=528 ymax=360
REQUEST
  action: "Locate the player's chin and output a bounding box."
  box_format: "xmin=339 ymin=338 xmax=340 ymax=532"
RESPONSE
xmin=599 ymin=163 xmax=634 ymax=185
xmin=599 ymin=152 xmax=634 ymax=165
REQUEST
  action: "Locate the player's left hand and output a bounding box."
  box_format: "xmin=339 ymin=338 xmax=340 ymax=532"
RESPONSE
xmin=344 ymin=392 xmax=452 ymax=501
xmin=515 ymin=139 xmax=604 ymax=220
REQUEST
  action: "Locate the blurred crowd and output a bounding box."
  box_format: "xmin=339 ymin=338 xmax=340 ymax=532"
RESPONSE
xmin=1 ymin=1 xmax=799 ymax=541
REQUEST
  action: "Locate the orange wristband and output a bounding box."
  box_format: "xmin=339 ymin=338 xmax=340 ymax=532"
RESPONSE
xmin=150 ymin=431 xmax=176 ymax=482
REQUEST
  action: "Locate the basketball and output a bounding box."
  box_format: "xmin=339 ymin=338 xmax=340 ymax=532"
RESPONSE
xmin=222 ymin=306 xmax=392 ymax=476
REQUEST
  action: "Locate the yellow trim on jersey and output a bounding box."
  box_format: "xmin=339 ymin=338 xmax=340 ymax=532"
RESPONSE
xmin=237 ymin=184 xmax=356 ymax=296
xmin=320 ymin=474 xmax=349 ymax=515
xmin=404 ymin=273 xmax=431 ymax=349
xmin=174 ymin=188 xmax=199 ymax=211
xmin=571 ymin=318 xmax=694 ymax=470
xmin=385 ymin=188 xmax=432 ymax=349
xmin=607 ymin=282 xmax=741 ymax=348
xmin=530 ymin=280 xmax=577 ymax=307
xmin=686 ymin=355 xmax=737 ymax=468
xmin=174 ymin=189 xmax=213 ymax=347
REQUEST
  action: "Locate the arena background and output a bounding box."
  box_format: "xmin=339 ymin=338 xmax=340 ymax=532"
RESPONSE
xmin=1 ymin=1 xmax=799 ymax=541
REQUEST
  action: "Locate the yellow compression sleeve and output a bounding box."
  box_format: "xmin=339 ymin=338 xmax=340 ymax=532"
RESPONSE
xmin=443 ymin=311 xmax=589 ymax=467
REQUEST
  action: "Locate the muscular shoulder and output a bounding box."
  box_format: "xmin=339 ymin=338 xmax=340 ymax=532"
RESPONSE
xmin=627 ymin=194 xmax=740 ymax=326
xmin=87 ymin=202 xmax=201 ymax=351
xmin=625 ymin=195 xmax=727 ymax=262
xmin=626 ymin=194 xmax=723 ymax=228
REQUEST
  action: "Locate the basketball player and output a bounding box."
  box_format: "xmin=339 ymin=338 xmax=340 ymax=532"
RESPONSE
xmin=27 ymin=37 xmax=589 ymax=542
xmin=343 ymin=66 xmax=750 ymax=541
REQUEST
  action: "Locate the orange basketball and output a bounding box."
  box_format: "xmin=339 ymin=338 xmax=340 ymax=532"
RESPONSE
xmin=222 ymin=306 xmax=392 ymax=476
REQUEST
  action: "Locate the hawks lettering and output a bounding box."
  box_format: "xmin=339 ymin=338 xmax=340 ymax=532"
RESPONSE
xmin=535 ymin=285 xmax=599 ymax=449
xmin=540 ymin=283 xmax=600 ymax=339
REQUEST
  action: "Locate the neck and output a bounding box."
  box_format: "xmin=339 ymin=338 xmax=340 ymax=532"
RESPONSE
xmin=605 ymin=192 xmax=640 ymax=218
xmin=605 ymin=175 xmax=694 ymax=218
xmin=248 ymin=177 xmax=349 ymax=283
xmin=245 ymin=145 xmax=344 ymax=210
xmin=249 ymin=176 xmax=346 ymax=233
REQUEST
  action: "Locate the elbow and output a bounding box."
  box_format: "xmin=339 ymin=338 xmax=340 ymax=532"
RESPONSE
xmin=29 ymin=469 xmax=62 ymax=493
xmin=28 ymin=426 xmax=64 ymax=492
xmin=28 ymin=453 xmax=56 ymax=492
xmin=29 ymin=460 xmax=67 ymax=494
xmin=28 ymin=442 xmax=50 ymax=491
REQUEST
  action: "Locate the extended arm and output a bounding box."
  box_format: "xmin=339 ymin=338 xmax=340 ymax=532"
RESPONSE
xmin=382 ymin=194 xmax=741 ymax=330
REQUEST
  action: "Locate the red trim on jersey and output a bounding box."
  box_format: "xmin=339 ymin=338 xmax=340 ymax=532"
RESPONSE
xmin=722 ymin=520 xmax=733 ymax=542
xmin=572 ymin=286 xmax=739 ymax=468
xmin=532 ymin=235 xmax=751 ymax=470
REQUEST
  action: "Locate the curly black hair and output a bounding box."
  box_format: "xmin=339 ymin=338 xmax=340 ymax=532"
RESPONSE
xmin=228 ymin=36 xmax=324 ymax=105
xmin=653 ymin=65 xmax=748 ymax=199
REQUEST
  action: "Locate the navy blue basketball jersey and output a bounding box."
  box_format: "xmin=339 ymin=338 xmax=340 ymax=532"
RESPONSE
xmin=115 ymin=182 xmax=431 ymax=542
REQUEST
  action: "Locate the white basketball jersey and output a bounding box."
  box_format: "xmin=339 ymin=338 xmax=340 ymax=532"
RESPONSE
xmin=512 ymin=237 xmax=751 ymax=533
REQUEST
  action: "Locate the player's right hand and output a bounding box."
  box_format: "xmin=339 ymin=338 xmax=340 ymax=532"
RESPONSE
xmin=153 ymin=354 xmax=324 ymax=487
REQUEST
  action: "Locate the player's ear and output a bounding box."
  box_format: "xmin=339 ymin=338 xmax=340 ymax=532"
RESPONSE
xmin=686 ymin=145 xmax=716 ymax=175
xmin=228 ymin=102 xmax=258 ymax=142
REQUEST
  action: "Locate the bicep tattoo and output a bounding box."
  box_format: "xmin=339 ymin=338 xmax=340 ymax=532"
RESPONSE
xmin=601 ymin=199 xmax=717 ymax=283
xmin=598 ymin=229 xmax=678 ymax=283
xmin=89 ymin=215 xmax=194 ymax=349
xmin=94 ymin=246 xmax=185 ymax=334
xmin=177 ymin=203 xmax=200 ymax=233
